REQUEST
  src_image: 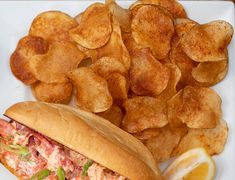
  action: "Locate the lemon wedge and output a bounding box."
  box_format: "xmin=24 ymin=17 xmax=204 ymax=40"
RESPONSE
xmin=163 ymin=148 xmax=216 ymax=180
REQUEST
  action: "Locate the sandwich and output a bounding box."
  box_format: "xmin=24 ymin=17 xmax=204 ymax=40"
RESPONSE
xmin=0 ymin=101 xmax=162 ymax=180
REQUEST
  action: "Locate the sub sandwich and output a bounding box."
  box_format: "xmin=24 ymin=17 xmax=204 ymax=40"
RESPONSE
xmin=0 ymin=101 xmax=162 ymax=179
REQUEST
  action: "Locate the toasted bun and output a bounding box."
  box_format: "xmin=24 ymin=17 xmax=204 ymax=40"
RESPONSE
xmin=4 ymin=101 xmax=162 ymax=180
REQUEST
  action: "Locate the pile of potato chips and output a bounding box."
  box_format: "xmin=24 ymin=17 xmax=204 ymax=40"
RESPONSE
xmin=10 ymin=0 xmax=233 ymax=163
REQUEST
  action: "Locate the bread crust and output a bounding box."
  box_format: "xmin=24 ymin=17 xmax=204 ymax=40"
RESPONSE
xmin=0 ymin=157 xmax=23 ymax=180
xmin=4 ymin=101 xmax=162 ymax=180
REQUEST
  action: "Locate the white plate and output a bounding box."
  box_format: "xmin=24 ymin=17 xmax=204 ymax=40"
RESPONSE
xmin=0 ymin=1 xmax=234 ymax=179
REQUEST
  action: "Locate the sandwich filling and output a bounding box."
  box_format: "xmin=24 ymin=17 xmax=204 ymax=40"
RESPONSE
xmin=0 ymin=119 xmax=126 ymax=180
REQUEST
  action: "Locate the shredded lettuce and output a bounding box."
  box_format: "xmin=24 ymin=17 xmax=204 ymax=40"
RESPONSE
xmin=57 ymin=167 xmax=66 ymax=180
xmin=30 ymin=169 xmax=51 ymax=180
xmin=82 ymin=160 xmax=93 ymax=177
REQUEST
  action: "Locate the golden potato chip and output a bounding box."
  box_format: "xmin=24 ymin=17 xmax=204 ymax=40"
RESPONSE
xmin=95 ymin=16 xmax=131 ymax=70
xmin=167 ymin=89 xmax=185 ymax=128
xmin=76 ymin=44 xmax=98 ymax=60
xmin=77 ymin=58 xmax=93 ymax=68
xmin=105 ymin=0 xmax=131 ymax=32
xmin=106 ymin=72 xmax=128 ymax=105
xmin=74 ymin=12 xmax=83 ymax=24
xmin=122 ymin=32 xmax=144 ymax=53
xmin=168 ymin=86 xmax=222 ymax=129
xmin=156 ymin=63 xmax=181 ymax=102
xmin=91 ymin=57 xmax=127 ymax=79
xmin=29 ymin=11 xmax=77 ymax=42
xmin=97 ymin=104 xmax=124 ymax=127
xmin=32 ymin=82 xmax=73 ymax=104
xmin=173 ymin=120 xmax=228 ymax=156
xmin=130 ymin=48 xmax=170 ymax=96
xmin=175 ymin=18 xmax=198 ymax=38
xmin=30 ymin=42 xmax=84 ymax=83
xmin=144 ymin=126 xmax=181 ymax=162
xmin=161 ymin=56 xmax=171 ymax=64
xmin=131 ymin=5 xmax=174 ymax=60
xmin=171 ymin=32 xmax=180 ymax=48
xmin=132 ymin=128 xmax=161 ymax=141
xmin=169 ymin=43 xmax=198 ymax=88
xmin=181 ymin=20 xmax=233 ymax=62
xmin=121 ymin=96 xmax=168 ymax=133
xmin=70 ymin=3 xmax=112 ymax=49
xmin=130 ymin=0 xmax=187 ymax=18
xmin=10 ymin=36 xmax=48 ymax=85
xmin=192 ymin=59 xmax=228 ymax=86
xmin=68 ymin=67 xmax=113 ymax=113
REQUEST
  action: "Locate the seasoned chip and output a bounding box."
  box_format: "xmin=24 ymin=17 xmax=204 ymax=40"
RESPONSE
xmin=68 ymin=67 xmax=113 ymax=113
xmin=173 ymin=120 xmax=228 ymax=156
xmin=10 ymin=36 xmax=48 ymax=85
xmin=169 ymin=43 xmax=198 ymax=88
xmin=106 ymin=72 xmax=128 ymax=105
xmin=181 ymin=20 xmax=233 ymax=62
xmin=70 ymin=3 xmax=112 ymax=49
xmin=91 ymin=57 xmax=127 ymax=79
xmin=97 ymin=104 xmax=124 ymax=127
xmin=121 ymin=96 xmax=168 ymax=133
xmin=167 ymin=89 xmax=185 ymax=128
xmin=95 ymin=16 xmax=131 ymax=70
xmin=29 ymin=11 xmax=77 ymax=42
xmin=130 ymin=0 xmax=187 ymax=18
xmin=156 ymin=63 xmax=181 ymax=102
xmin=105 ymin=0 xmax=131 ymax=32
xmin=175 ymin=18 xmax=198 ymax=38
xmin=30 ymin=42 xmax=84 ymax=83
xmin=168 ymin=86 xmax=222 ymax=129
xmin=32 ymin=82 xmax=73 ymax=104
xmin=132 ymin=128 xmax=161 ymax=141
xmin=171 ymin=33 xmax=180 ymax=48
xmin=144 ymin=126 xmax=181 ymax=162
xmin=131 ymin=5 xmax=174 ymax=59
xmin=129 ymin=48 xmax=170 ymax=96
xmin=192 ymin=59 xmax=228 ymax=86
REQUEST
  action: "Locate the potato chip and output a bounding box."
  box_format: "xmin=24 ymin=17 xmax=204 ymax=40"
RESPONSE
xmin=76 ymin=44 xmax=98 ymax=60
xmin=156 ymin=63 xmax=181 ymax=102
xmin=29 ymin=11 xmax=77 ymax=42
xmin=130 ymin=0 xmax=187 ymax=18
xmin=169 ymin=43 xmax=198 ymax=88
xmin=132 ymin=128 xmax=161 ymax=141
xmin=91 ymin=57 xmax=127 ymax=79
xmin=168 ymin=86 xmax=222 ymax=129
xmin=121 ymin=96 xmax=168 ymax=133
xmin=175 ymin=18 xmax=198 ymax=38
xmin=68 ymin=67 xmax=113 ymax=113
xmin=32 ymin=82 xmax=73 ymax=104
xmin=167 ymin=89 xmax=185 ymax=128
xmin=74 ymin=12 xmax=83 ymax=24
xmin=144 ymin=126 xmax=181 ymax=162
xmin=106 ymin=72 xmax=128 ymax=105
xmin=171 ymin=33 xmax=180 ymax=48
xmin=30 ymin=42 xmax=84 ymax=83
xmin=192 ymin=59 xmax=228 ymax=86
xmin=95 ymin=16 xmax=131 ymax=70
xmin=70 ymin=3 xmax=112 ymax=49
xmin=97 ymin=104 xmax=124 ymax=127
xmin=10 ymin=36 xmax=48 ymax=85
xmin=181 ymin=20 xmax=233 ymax=62
xmin=77 ymin=58 xmax=93 ymax=68
xmin=129 ymin=48 xmax=170 ymax=96
xmin=173 ymin=120 xmax=228 ymax=156
xmin=105 ymin=0 xmax=131 ymax=32
xmin=131 ymin=5 xmax=174 ymax=60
